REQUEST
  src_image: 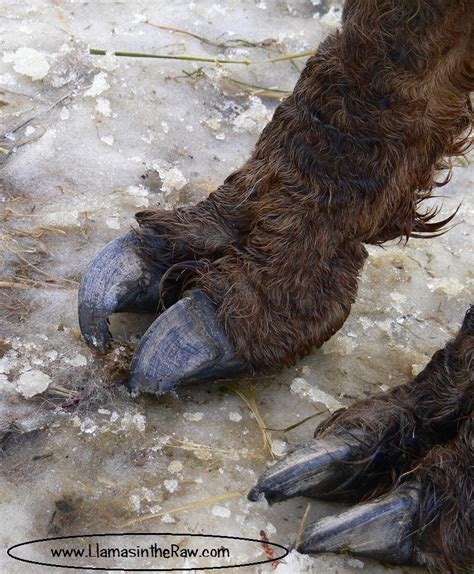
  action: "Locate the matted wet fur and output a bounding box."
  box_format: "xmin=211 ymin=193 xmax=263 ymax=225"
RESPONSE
xmin=134 ymin=0 xmax=473 ymax=372
xmin=414 ymin=413 xmax=473 ymax=572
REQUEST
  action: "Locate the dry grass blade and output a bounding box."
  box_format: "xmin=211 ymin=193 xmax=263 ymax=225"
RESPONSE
xmin=145 ymin=22 xmax=226 ymax=48
xmin=46 ymin=385 xmax=79 ymax=399
xmin=294 ymin=502 xmax=312 ymax=551
xmin=2 ymin=208 xmax=41 ymax=218
xmin=224 ymin=77 xmax=291 ymax=100
xmin=121 ymin=491 xmax=242 ymax=527
xmin=146 ymin=22 xmax=279 ymax=50
xmin=9 ymin=226 xmax=67 ymax=239
xmin=0 ymin=281 xmax=29 ymax=289
xmin=228 ymin=383 xmax=277 ymax=459
xmin=1 ymin=237 xmax=78 ymax=287
xmin=157 ymin=431 xmax=263 ymax=460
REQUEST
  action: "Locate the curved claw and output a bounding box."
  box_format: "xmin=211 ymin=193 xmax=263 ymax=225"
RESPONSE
xmin=248 ymin=433 xmax=367 ymax=504
xmin=298 ymin=481 xmax=421 ymax=565
xmin=78 ymin=231 xmax=166 ymax=353
xmin=128 ymin=290 xmax=248 ymax=394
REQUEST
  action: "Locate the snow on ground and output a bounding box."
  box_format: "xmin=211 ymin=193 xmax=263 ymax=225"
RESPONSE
xmin=0 ymin=0 xmax=471 ymax=572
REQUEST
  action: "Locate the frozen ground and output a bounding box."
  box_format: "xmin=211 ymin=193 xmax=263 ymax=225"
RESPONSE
xmin=0 ymin=0 xmax=472 ymax=572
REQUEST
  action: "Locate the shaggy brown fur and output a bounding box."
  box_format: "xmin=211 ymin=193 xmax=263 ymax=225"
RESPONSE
xmin=135 ymin=0 xmax=473 ymax=373
xmin=315 ymin=305 xmax=473 ymax=486
xmin=414 ymin=413 xmax=473 ymax=572
xmin=313 ymin=305 xmax=473 ymax=572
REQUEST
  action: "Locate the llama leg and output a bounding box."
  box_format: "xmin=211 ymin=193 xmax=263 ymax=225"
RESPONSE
xmin=79 ymin=0 xmax=473 ymax=379
xmin=249 ymin=305 xmax=473 ymax=503
xmin=295 ymin=413 xmax=473 ymax=570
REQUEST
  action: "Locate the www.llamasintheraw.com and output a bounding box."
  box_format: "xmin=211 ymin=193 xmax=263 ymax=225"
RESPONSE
xmin=51 ymin=542 xmax=231 ymax=560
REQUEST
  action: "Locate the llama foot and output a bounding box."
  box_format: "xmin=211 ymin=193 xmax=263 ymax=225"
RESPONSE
xmin=248 ymin=431 xmax=370 ymax=503
xmin=276 ymin=415 xmax=473 ymax=569
xmin=248 ymin=392 xmax=417 ymax=505
xmin=78 ymin=231 xmax=167 ymax=353
xmin=79 ymin=231 xmax=247 ymax=392
xmin=249 ymin=433 xmax=422 ymax=565
xmin=296 ymin=481 xmax=421 ymax=564
xmin=128 ymin=290 xmax=247 ymax=394
xmin=249 ymin=307 xmax=473 ymax=569
xmin=250 ymin=423 xmax=472 ymax=568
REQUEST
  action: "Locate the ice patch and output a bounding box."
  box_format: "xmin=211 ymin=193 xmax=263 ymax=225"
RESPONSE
xmin=376 ymin=318 xmax=394 ymax=334
xmin=0 ymin=374 xmax=9 ymax=386
xmin=105 ymin=217 xmax=121 ymax=229
xmin=11 ymin=47 xmax=50 ymax=80
xmin=16 ymin=370 xmax=51 ymax=398
xmin=232 ymin=96 xmax=272 ymax=133
xmin=125 ymin=184 xmax=149 ymax=197
xmin=120 ymin=184 xmax=150 ymax=207
xmin=290 ymin=377 xmax=342 ymax=412
xmin=110 ymin=411 xmax=119 ymax=423
xmin=271 ymin=438 xmax=288 ymax=457
xmin=183 ymin=411 xmax=204 ymax=422
xmin=322 ymin=334 xmax=358 ymax=355
xmin=347 ymin=558 xmax=365 ymax=568
xmin=427 ymin=277 xmax=465 ymax=299
xmin=164 ymin=479 xmax=179 ymax=493
xmin=155 ymin=165 xmax=188 ymax=194
xmin=358 ymin=316 xmax=374 ymax=330
xmin=207 ymin=4 xmax=227 ymax=17
xmin=64 ymin=353 xmax=87 ymax=367
xmin=229 ymin=411 xmax=242 ymax=422
xmin=0 ymin=351 xmax=19 ymax=374
xmin=94 ymin=52 xmax=119 ymax=72
xmin=211 ymin=505 xmax=231 ymax=518
xmin=120 ymin=412 xmax=147 ymax=432
xmin=202 ymin=112 xmax=223 ymax=132
xmin=42 ymin=210 xmax=80 ymax=227
xmin=274 ymin=550 xmax=319 ymax=573
xmin=265 ymin=522 xmax=276 ymax=534
xmin=96 ymin=98 xmax=111 ymax=117
xmin=390 ymin=291 xmax=408 ymax=312
xmin=167 ymin=460 xmax=183 ymax=474
xmin=84 ymin=72 xmax=110 ymax=97
xmin=80 ymin=417 xmax=98 ymax=435
xmin=130 ymin=494 xmax=141 ymax=513
xmin=100 ymin=135 xmax=114 ymax=146
xmin=318 ymin=6 xmax=343 ymax=28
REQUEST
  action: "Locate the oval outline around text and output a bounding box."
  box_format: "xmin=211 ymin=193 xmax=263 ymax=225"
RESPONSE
xmin=7 ymin=532 xmax=290 ymax=571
